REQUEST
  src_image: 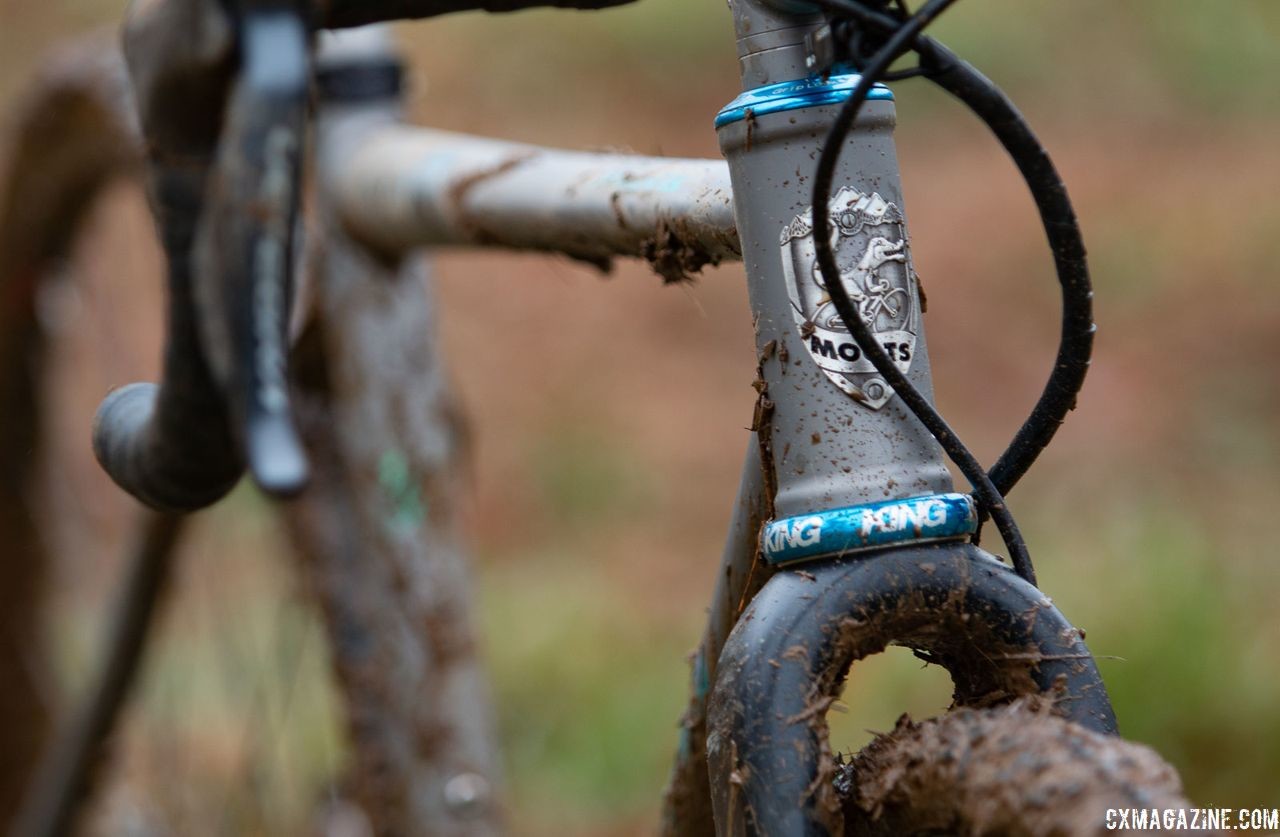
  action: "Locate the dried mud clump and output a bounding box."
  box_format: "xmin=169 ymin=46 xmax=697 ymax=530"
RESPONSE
xmin=836 ymin=699 xmax=1199 ymax=836
xmin=642 ymin=219 xmax=719 ymax=284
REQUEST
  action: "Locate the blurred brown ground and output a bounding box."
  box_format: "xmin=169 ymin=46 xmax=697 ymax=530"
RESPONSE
xmin=2 ymin=1 xmax=1279 ymax=834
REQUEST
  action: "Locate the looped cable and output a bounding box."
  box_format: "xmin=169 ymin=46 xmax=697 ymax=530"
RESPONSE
xmin=806 ymin=0 xmax=1099 ymax=585
xmin=817 ymin=0 xmax=1096 ymax=501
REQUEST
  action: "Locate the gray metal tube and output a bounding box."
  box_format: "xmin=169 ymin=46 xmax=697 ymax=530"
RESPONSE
xmin=728 ymin=0 xmax=823 ymax=87
xmin=295 ymin=27 xmax=505 ymax=835
xmin=718 ymin=95 xmax=953 ymax=518
xmin=330 ymin=127 xmax=740 ymax=277
xmin=662 ymin=439 xmax=771 ymax=836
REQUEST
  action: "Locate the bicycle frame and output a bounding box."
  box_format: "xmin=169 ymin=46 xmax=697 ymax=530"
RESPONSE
xmin=317 ymin=7 xmax=1117 ymax=834
xmin=11 ymin=2 xmax=1121 ymax=833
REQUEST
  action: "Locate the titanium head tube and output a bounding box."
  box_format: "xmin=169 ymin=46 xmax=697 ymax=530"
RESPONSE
xmin=719 ymin=1 xmax=953 ymax=536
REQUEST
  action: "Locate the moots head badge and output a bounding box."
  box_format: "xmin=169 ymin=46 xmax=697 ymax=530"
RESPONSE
xmin=780 ymin=187 xmax=921 ymax=409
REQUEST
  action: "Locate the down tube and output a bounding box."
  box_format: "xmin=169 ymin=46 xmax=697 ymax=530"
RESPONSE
xmin=662 ymin=440 xmax=770 ymax=836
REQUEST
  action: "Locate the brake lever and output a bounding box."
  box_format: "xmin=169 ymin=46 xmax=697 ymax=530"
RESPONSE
xmin=194 ymin=0 xmax=310 ymax=496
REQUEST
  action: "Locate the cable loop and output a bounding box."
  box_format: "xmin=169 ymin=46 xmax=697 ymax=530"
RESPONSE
xmin=814 ymin=3 xmax=1095 ymax=502
xmin=805 ymin=0 xmax=1103 ymax=585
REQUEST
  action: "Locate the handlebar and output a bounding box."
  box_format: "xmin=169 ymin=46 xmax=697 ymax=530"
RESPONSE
xmin=94 ymin=0 xmax=309 ymax=510
xmin=91 ymin=166 xmax=245 ymax=512
xmin=95 ymin=0 xmax=642 ymax=512
xmin=323 ymin=0 xmax=637 ymax=29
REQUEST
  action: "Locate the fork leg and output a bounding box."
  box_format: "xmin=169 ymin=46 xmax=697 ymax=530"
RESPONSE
xmin=706 ymin=543 xmax=1117 ymax=836
xmin=286 ymin=241 xmax=503 ymax=836
xmin=282 ymin=30 xmax=503 ymax=833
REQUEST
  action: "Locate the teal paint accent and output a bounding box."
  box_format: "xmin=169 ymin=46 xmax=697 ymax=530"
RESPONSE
xmin=592 ymin=170 xmax=691 ymax=194
xmin=761 ymin=493 xmax=978 ymax=566
xmin=715 ymin=73 xmax=894 ymax=128
xmin=678 ymin=648 xmax=712 ymax=759
xmin=378 ymin=450 xmax=426 ymax=532
xmin=694 ymin=647 xmax=710 ymax=699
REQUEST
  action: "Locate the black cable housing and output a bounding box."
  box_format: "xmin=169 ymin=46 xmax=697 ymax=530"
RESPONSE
xmin=818 ymin=0 xmax=1097 ymax=500
xmin=804 ymin=0 xmax=1100 ymax=584
xmin=807 ymin=0 xmax=1040 ymax=584
xmin=921 ymin=44 xmax=1096 ymax=495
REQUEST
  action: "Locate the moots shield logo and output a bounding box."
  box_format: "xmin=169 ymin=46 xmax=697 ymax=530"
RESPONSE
xmin=780 ymin=187 xmax=921 ymax=409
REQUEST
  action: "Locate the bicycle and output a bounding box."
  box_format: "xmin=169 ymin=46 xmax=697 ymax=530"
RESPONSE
xmin=1 ymin=0 xmax=1201 ymax=834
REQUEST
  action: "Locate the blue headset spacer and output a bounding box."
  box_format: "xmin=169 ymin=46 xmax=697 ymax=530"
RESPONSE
xmin=761 ymin=493 xmax=978 ymax=566
xmin=715 ymin=73 xmax=894 ymax=129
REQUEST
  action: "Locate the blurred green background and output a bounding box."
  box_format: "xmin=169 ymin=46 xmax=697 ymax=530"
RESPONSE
xmin=3 ymin=1 xmax=1279 ymax=834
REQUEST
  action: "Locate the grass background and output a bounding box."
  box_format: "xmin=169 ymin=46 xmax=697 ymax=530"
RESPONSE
xmin=3 ymin=0 xmax=1279 ymax=833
